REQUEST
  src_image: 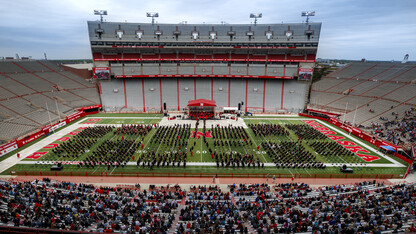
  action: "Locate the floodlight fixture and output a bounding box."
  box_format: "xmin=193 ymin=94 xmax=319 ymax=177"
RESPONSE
xmin=250 ymin=13 xmax=262 ymax=26
xmin=94 ymin=10 xmax=108 ymax=23
xmin=301 ymin=11 xmax=315 ymax=23
xmin=147 ymin=12 xmax=159 ymax=25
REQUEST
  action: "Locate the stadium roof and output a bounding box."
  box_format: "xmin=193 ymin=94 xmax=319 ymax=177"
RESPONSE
xmin=87 ymin=21 xmax=321 ymax=43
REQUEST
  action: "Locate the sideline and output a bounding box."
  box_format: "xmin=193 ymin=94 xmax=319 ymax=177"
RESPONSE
xmin=316 ymin=120 xmax=405 ymax=167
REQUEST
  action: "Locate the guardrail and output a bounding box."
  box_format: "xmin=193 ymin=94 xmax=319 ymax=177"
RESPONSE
xmin=10 ymin=171 xmax=402 ymax=179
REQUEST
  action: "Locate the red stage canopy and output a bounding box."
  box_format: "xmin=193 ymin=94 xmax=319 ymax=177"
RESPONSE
xmin=187 ymin=99 xmax=216 ymax=107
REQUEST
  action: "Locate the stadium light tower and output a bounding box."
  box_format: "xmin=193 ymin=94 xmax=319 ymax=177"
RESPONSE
xmin=94 ymin=10 xmax=108 ymax=23
xmin=250 ymin=13 xmax=262 ymax=26
xmin=301 ymin=11 xmax=315 ymax=23
xmin=147 ymin=12 xmax=159 ymax=25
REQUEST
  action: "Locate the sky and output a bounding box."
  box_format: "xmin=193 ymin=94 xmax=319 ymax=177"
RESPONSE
xmin=0 ymin=0 xmax=415 ymax=61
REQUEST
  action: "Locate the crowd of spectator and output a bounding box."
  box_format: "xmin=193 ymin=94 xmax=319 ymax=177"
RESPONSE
xmin=0 ymin=178 xmax=181 ymax=233
xmin=368 ymin=107 xmax=416 ymax=145
xmin=0 ymin=179 xmax=415 ymax=234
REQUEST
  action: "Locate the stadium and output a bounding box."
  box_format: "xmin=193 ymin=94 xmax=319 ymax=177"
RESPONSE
xmin=0 ymin=4 xmax=415 ymax=234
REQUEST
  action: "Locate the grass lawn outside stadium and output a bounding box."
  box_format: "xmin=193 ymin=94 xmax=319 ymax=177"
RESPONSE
xmin=4 ymin=113 xmax=409 ymax=179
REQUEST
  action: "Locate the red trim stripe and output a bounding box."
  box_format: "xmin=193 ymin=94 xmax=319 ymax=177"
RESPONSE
xmin=141 ymin=79 xmax=146 ymax=112
xmin=37 ymin=61 xmax=89 ymax=88
xmin=194 ymin=78 xmax=196 ymax=100
xmin=98 ymin=82 xmax=102 ymax=94
xmin=211 ymin=78 xmax=214 ymax=100
xmin=281 ymin=80 xmax=284 ymax=109
xmin=123 ymin=79 xmax=127 ymax=108
xmin=245 ymin=80 xmax=248 ymax=112
xmin=262 ymin=80 xmax=266 ymax=113
xmin=94 ymin=58 xmax=316 ymax=63
xmin=228 ymin=78 xmax=231 ymax=107
xmin=114 ymin=74 xmax=293 ymax=79
xmin=177 ymin=78 xmax=180 ymax=111
xmin=159 ymin=78 xmax=163 ymax=112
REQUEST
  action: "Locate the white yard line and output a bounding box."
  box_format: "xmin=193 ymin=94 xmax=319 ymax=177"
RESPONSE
xmin=200 ymin=137 xmax=203 ymax=162
xmin=316 ymin=120 xmax=405 ymax=167
xmin=109 ymin=166 xmax=117 ymax=175
xmin=0 ymin=122 xmax=84 ymax=173
xmin=16 ymin=161 xmax=404 ymax=167
xmin=291 ymin=119 xmax=349 ymax=166
xmin=3 ymin=116 xmax=405 ymax=176
xmin=246 ymin=118 xmax=269 ymax=163
xmin=140 ymin=124 xmax=158 ymax=158
xmin=90 ymin=117 xmax=162 ymax=119
xmin=243 ymin=118 xmax=311 ymax=120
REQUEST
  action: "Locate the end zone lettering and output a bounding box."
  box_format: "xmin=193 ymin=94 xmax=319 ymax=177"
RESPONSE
xmin=303 ymin=120 xmax=380 ymax=162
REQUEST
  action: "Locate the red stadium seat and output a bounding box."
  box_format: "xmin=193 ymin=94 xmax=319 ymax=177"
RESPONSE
xmin=123 ymin=53 xmax=140 ymax=59
xmin=160 ymin=53 xmax=178 ymax=60
xmin=231 ymin=54 xmax=248 ymax=60
xmin=178 ymin=53 xmax=195 ymax=59
xmin=268 ymin=54 xmax=286 ymax=60
xmin=141 ymin=54 xmax=159 ymax=59
xmin=286 ymin=55 xmax=305 ymax=60
xmin=249 ymin=54 xmax=266 ymax=60
xmin=92 ymin=52 xmax=103 ymax=59
xmin=102 ymin=53 xmax=121 ymax=60
xmin=307 ymin=54 xmax=316 ymax=60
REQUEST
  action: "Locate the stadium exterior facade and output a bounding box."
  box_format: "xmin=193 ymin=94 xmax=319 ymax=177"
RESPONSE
xmin=87 ymin=21 xmax=321 ymax=113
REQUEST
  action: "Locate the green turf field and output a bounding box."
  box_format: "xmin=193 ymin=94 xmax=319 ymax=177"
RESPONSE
xmin=4 ymin=114 xmax=409 ymax=178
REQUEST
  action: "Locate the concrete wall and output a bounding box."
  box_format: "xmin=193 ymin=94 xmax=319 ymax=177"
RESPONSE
xmin=100 ymin=77 xmax=307 ymax=113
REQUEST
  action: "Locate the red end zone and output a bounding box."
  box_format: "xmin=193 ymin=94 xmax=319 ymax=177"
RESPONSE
xmin=303 ymin=120 xmax=380 ymax=162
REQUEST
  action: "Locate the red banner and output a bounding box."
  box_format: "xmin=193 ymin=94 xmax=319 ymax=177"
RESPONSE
xmin=298 ymin=68 xmax=313 ymax=81
xmin=43 ymin=121 xmax=66 ymax=134
xmin=13 ymin=107 xmax=97 ymax=150
xmin=93 ymin=67 xmax=110 ymax=79
xmin=330 ymin=117 xmax=339 ymax=124
xmin=306 ymin=109 xmax=340 ymax=118
xmin=81 ymin=105 xmax=101 ymax=110
xmin=17 ymin=130 xmax=45 ymax=147
xmin=352 ymin=127 xmax=362 ymax=134
xmin=0 ymin=141 xmax=18 ymax=157
xmin=66 ymin=111 xmax=85 ymax=123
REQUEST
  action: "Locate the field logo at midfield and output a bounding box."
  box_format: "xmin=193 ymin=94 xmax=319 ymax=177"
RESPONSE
xmin=303 ymin=120 xmax=380 ymax=162
xmin=191 ymin=131 xmax=213 ymax=138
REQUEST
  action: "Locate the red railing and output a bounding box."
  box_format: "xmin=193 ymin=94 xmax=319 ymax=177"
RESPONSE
xmin=10 ymin=170 xmax=403 ymax=179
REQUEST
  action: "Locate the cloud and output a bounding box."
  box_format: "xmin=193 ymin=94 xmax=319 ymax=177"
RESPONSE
xmin=0 ymin=0 xmax=415 ymax=60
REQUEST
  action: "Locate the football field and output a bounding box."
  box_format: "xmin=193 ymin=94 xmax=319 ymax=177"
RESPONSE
xmin=2 ymin=114 xmax=409 ymax=178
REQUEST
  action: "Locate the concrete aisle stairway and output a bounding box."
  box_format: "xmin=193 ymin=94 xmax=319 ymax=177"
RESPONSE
xmin=168 ymin=197 xmax=186 ymax=234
